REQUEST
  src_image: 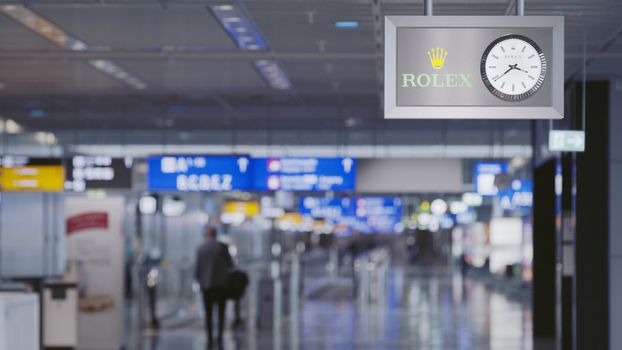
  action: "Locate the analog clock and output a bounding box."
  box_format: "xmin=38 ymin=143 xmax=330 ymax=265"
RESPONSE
xmin=481 ymin=34 xmax=547 ymax=101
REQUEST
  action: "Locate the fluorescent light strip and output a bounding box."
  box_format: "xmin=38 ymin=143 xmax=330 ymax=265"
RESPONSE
xmin=254 ymin=60 xmax=292 ymax=90
xmin=0 ymin=5 xmax=87 ymax=51
xmin=209 ymin=3 xmax=268 ymax=51
xmin=89 ymin=59 xmax=147 ymax=90
xmin=0 ymin=4 xmax=146 ymax=90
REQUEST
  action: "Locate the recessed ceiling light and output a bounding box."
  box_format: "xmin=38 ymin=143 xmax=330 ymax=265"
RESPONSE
xmin=335 ymin=21 xmax=359 ymax=29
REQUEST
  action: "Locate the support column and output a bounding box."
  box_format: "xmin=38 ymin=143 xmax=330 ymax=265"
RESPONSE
xmin=575 ymin=81 xmax=609 ymax=350
xmin=609 ymin=79 xmax=622 ymax=350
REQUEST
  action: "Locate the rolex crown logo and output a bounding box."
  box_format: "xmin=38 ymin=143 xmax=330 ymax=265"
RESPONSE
xmin=427 ymin=47 xmax=448 ymax=70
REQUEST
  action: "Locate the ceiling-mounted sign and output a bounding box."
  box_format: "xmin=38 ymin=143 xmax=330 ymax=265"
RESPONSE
xmin=473 ymin=161 xmax=509 ymax=196
xmin=0 ymin=156 xmax=64 ymax=191
xmin=65 ymin=156 xmax=133 ymax=192
xmin=548 ymin=130 xmax=585 ymax=152
xmin=147 ymin=155 xmax=251 ymax=192
xmin=384 ymin=16 xmax=564 ymax=119
xmin=252 ymin=157 xmax=356 ymax=192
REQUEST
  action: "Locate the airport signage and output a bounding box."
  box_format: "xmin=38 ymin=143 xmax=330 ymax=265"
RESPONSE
xmin=0 ymin=156 xmax=64 ymax=191
xmin=351 ymin=197 xmax=403 ymax=233
xmin=147 ymin=155 xmax=251 ymax=192
xmin=298 ymin=196 xmax=402 ymax=233
xmin=299 ymin=197 xmax=353 ymax=219
xmin=473 ymin=161 xmax=509 ymax=196
xmin=385 ymin=16 xmax=564 ymax=119
xmin=498 ymin=179 xmax=533 ymax=210
xmin=252 ymin=157 xmax=356 ymax=191
xmin=65 ymin=156 xmax=133 ymax=191
xmin=548 ymin=130 xmax=585 ymax=152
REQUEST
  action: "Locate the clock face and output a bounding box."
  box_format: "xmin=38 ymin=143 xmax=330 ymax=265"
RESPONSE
xmin=481 ymin=34 xmax=547 ymax=101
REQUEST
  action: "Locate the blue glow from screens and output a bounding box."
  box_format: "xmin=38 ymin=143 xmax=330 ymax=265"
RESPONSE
xmin=252 ymin=157 xmax=356 ymax=192
xmin=147 ymin=155 xmax=251 ymax=192
xmin=335 ymin=21 xmax=359 ymax=28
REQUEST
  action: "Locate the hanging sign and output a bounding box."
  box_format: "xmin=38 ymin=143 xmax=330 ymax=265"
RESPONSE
xmin=548 ymin=130 xmax=585 ymax=152
xmin=384 ymin=16 xmax=564 ymax=119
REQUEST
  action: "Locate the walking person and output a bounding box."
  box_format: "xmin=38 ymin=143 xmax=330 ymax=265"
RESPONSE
xmin=195 ymin=227 xmax=233 ymax=349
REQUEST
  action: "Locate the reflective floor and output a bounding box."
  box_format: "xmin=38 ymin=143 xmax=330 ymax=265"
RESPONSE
xmin=133 ymin=268 xmax=534 ymax=350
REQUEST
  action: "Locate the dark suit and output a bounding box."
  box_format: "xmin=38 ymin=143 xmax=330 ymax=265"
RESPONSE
xmin=195 ymin=240 xmax=233 ymax=346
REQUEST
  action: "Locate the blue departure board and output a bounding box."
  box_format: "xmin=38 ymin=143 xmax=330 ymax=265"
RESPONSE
xmin=299 ymin=196 xmax=402 ymax=234
xmin=252 ymin=157 xmax=356 ymax=191
xmin=147 ymin=155 xmax=251 ymax=192
xmin=299 ymin=197 xmax=353 ymax=219
xmin=473 ymin=161 xmax=509 ymax=196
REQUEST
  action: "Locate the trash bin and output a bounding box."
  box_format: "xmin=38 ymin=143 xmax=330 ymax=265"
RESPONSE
xmin=42 ymin=282 xmax=78 ymax=349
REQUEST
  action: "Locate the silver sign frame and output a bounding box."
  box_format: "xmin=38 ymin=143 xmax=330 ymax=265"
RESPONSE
xmin=384 ymin=16 xmax=564 ymax=119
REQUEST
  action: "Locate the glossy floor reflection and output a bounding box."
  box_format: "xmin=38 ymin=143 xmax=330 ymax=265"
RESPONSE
xmin=135 ymin=268 xmax=533 ymax=350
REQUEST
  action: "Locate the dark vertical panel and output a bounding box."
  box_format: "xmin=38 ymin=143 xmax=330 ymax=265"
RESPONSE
xmin=575 ymin=81 xmax=609 ymax=350
xmin=533 ymin=158 xmax=557 ymax=337
xmin=561 ymin=154 xmax=574 ymax=350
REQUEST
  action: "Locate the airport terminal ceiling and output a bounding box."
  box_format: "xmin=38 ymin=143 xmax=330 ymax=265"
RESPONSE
xmin=0 ymin=0 xmax=622 ymax=155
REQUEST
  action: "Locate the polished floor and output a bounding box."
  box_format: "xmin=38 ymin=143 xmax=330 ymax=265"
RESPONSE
xmin=129 ymin=267 xmax=535 ymax=350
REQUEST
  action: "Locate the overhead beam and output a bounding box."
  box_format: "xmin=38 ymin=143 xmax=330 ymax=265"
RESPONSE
xmin=0 ymin=50 xmax=615 ymax=61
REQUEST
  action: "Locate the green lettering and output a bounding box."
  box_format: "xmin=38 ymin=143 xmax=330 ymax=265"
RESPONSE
xmin=401 ymin=74 xmax=416 ymax=87
xmin=431 ymin=74 xmax=444 ymax=87
xmin=446 ymin=74 xmax=458 ymax=88
xmin=459 ymin=74 xmax=473 ymax=87
xmin=416 ymin=74 xmax=431 ymax=88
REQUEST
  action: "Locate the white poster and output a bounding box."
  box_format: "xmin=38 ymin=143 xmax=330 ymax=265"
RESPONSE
xmin=65 ymin=196 xmax=124 ymax=349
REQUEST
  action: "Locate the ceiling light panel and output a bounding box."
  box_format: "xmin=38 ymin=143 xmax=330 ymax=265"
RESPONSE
xmin=0 ymin=4 xmax=146 ymax=90
xmin=253 ymin=60 xmax=292 ymax=90
xmin=209 ymin=3 xmax=268 ymax=50
xmin=89 ymin=60 xmax=147 ymax=90
xmin=0 ymin=5 xmax=87 ymax=51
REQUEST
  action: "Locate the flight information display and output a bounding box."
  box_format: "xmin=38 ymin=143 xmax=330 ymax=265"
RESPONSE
xmin=65 ymin=156 xmax=133 ymax=191
xmin=252 ymin=157 xmax=356 ymax=191
xmin=147 ymin=155 xmax=251 ymax=192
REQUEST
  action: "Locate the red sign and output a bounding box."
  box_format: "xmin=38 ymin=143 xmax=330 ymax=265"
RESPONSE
xmin=67 ymin=212 xmax=109 ymax=235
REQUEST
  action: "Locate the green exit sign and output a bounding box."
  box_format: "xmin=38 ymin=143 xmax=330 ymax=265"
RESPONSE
xmin=549 ymin=130 xmax=585 ymax=152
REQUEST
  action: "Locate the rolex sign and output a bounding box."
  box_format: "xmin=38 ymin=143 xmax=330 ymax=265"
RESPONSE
xmin=384 ymin=16 xmax=564 ymax=120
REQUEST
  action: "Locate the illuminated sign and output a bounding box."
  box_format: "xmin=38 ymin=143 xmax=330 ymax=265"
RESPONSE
xmin=498 ymin=179 xmax=533 ymax=210
xmin=252 ymin=157 xmax=355 ymax=191
xmin=147 ymin=155 xmax=251 ymax=192
xmin=299 ymin=196 xmax=402 ymax=234
xmin=384 ymin=16 xmax=564 ymax=119
xmin=548 ymin=130 xmax=585 ymax=152
xmin=65 ymin=156 xmax=133 ymax=191
xmin=473 ymin=161 xmax=508 ymax=196
xmin=299 ymin=197 xmax=353 ymax=219
xmin=0 ymin=156 xmax=64 ymax=192
xmin=354 ymin=197 xmax=403 ymax=233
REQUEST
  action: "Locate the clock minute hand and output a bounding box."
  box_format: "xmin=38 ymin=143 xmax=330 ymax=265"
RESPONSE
xmin=494 ymin=65 xmax=514 ymax=81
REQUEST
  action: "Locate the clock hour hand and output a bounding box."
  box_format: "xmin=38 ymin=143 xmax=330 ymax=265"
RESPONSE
xmin=494 ymin=65 xmax=514 ymax=81
xmin=514 ymin=66 xmax=529 ymax=73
